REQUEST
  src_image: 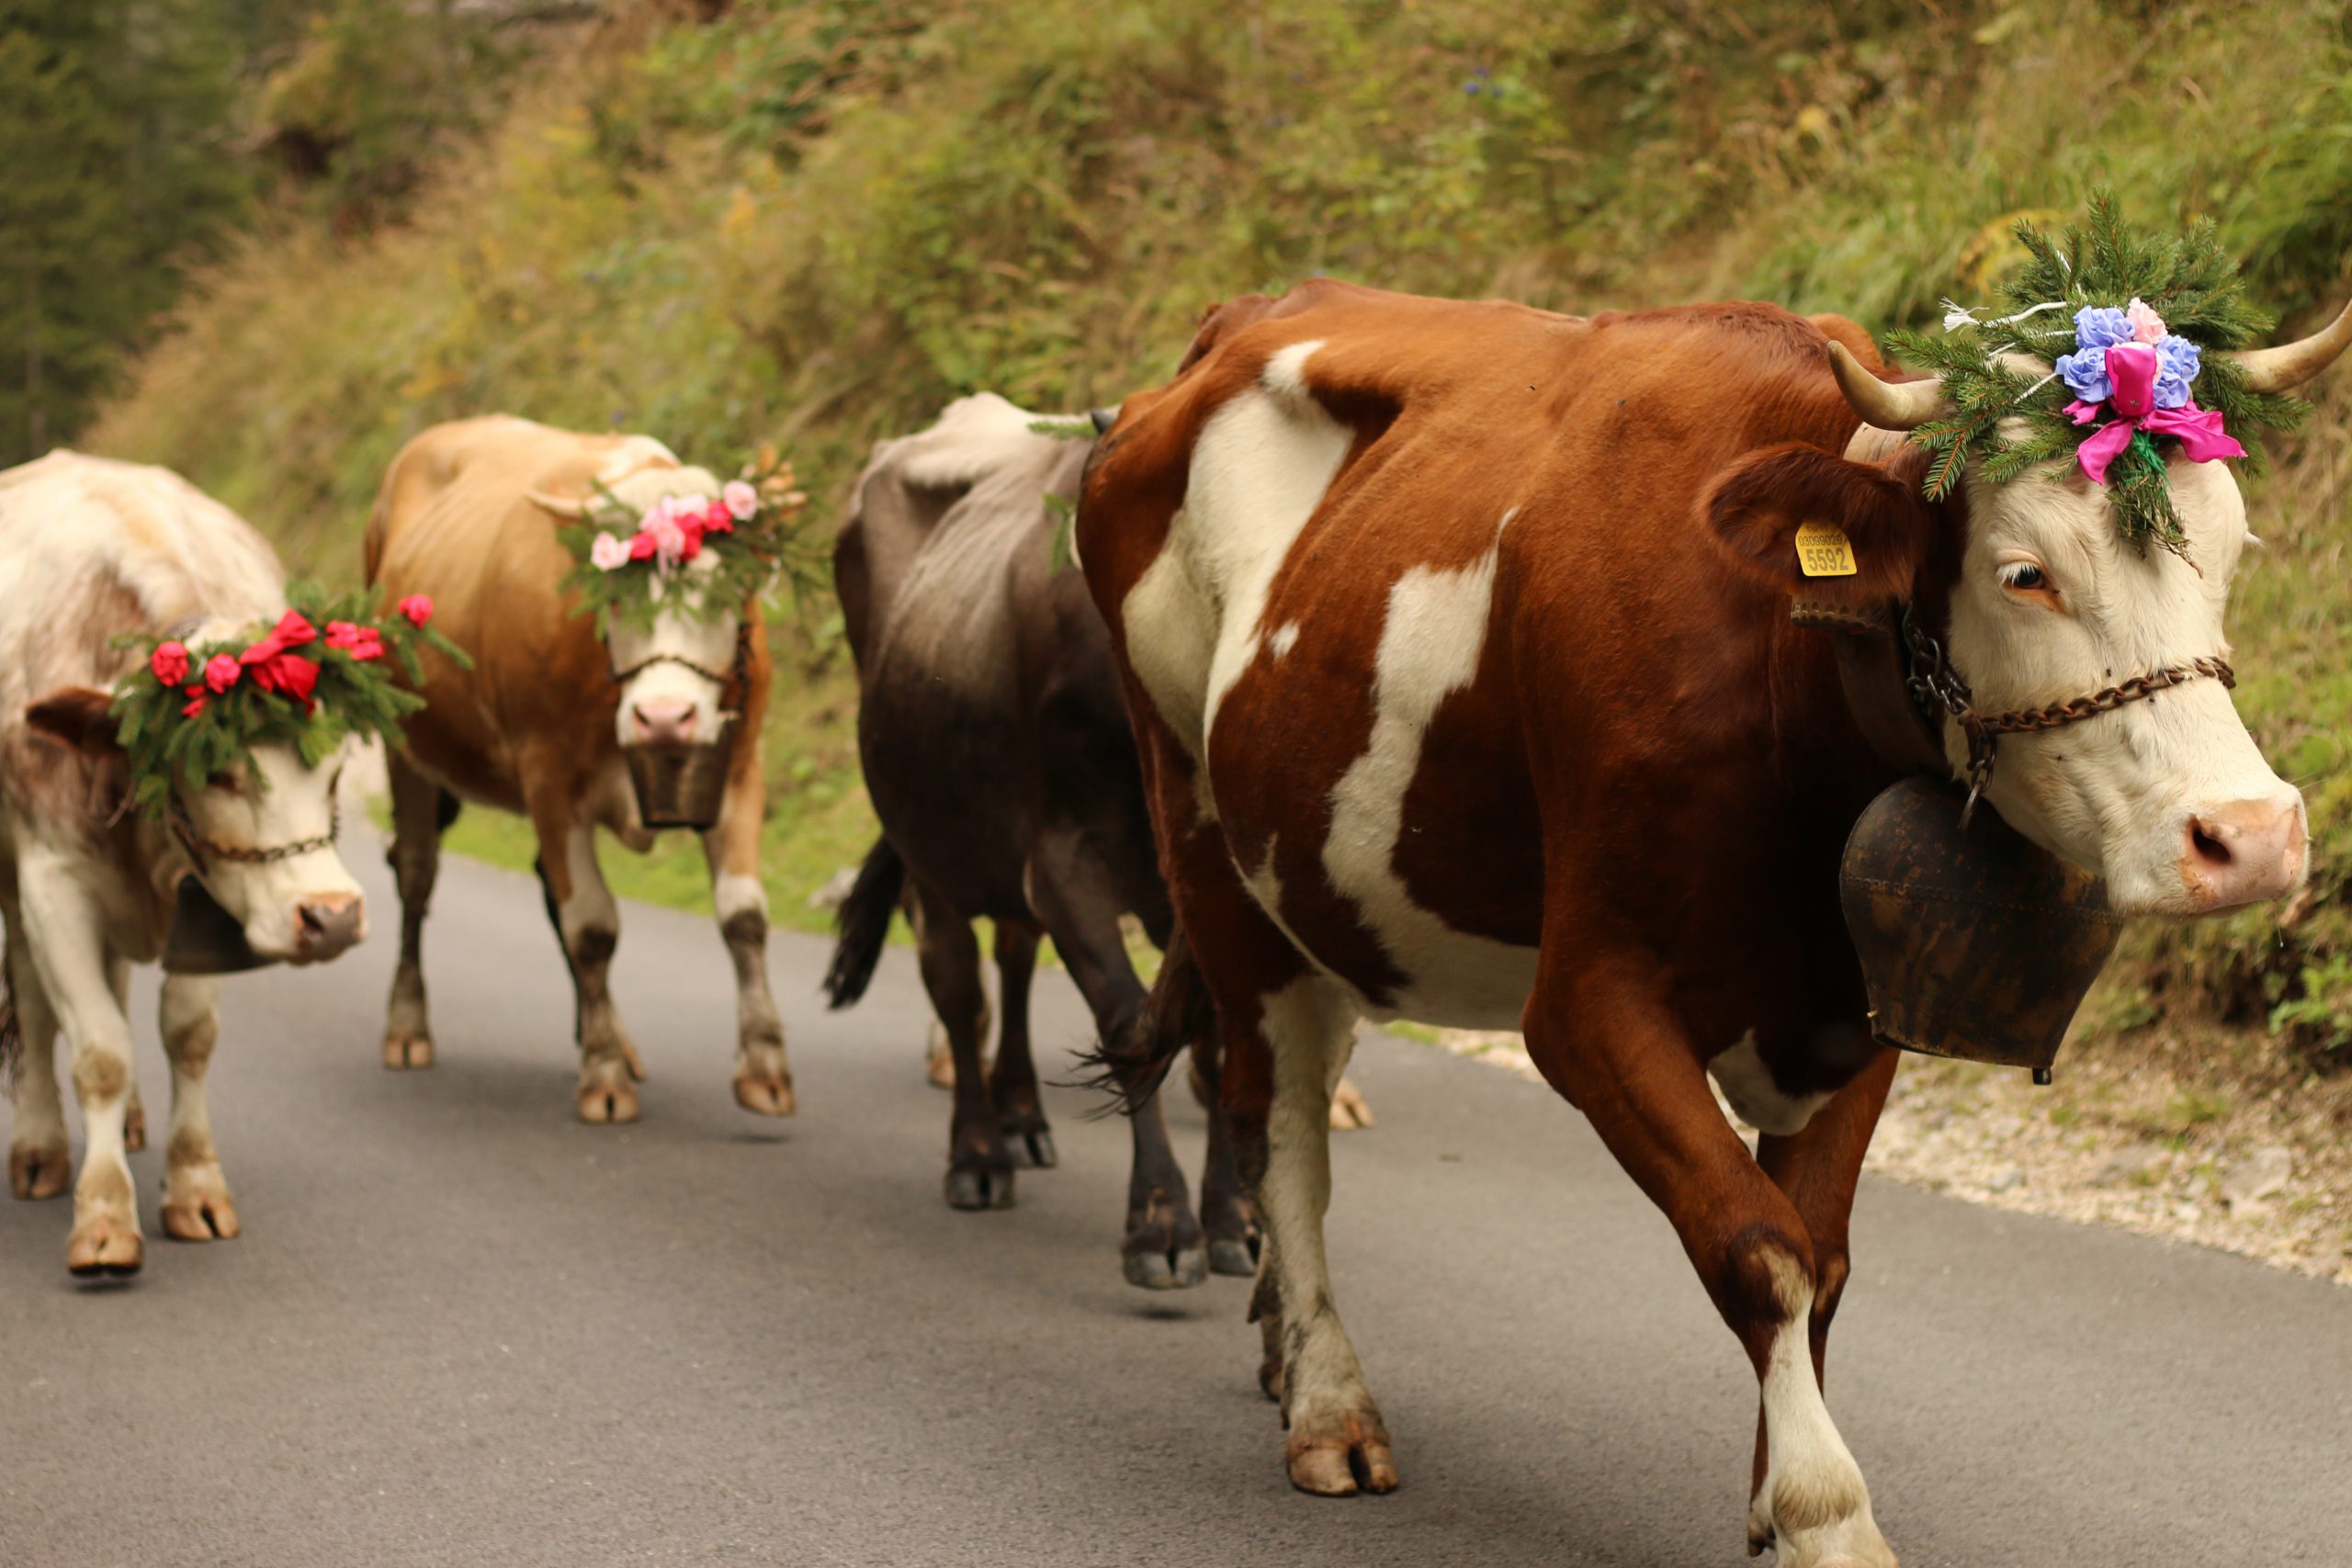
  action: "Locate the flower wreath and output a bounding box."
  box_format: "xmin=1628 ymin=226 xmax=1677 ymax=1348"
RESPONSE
xmin=1891 ymin=192 xmax=2307 ymax=555
xmin=557 ymin=449 xmax=808 ymax=634
xmin=112 ymin=585 xmax=472 ymax=816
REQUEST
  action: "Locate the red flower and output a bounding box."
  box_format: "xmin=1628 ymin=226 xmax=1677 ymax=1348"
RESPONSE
xmin=676 ymin=518 xmax=706 ymax=561
xmin=698 ymin=501 xmax=735 ymax=534
xmin=324 ymin=620 xmax=361 ymax=649
xmin=323 ymin=621 xmax=385 ymax=660
xmin=397 ymin=594 xmax=434 ymax=627
xmin=151 ymin=641 xmax=190 ymax=686
xmin=181 ymin=693 xmax=208 ymax=719
xmin=204 ymin=654 xmax=242 ymax=693
xmin=240 ymin=609 xmax=319 ymax=668
xmin=247 ymin=652 xmax=321 ymax=706
xmin=628 ymin=531 xmax=660 ymax=561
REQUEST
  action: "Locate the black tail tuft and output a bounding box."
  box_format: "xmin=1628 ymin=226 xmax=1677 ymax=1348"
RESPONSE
xmin=1075 ymin=923 xmax=1216 ymax=1116
xmin=822 ymin=837 xmax=905 ymax=1010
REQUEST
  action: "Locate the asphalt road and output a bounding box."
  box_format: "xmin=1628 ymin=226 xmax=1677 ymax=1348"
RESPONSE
xmin=4 ymin=841 xmax=2348 ymax=1568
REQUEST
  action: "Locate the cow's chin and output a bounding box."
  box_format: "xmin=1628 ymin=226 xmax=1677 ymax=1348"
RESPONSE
xmin=202 ymin=856 xmax=368 ymax=965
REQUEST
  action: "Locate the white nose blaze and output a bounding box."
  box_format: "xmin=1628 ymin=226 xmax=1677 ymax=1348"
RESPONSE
xmin=178 ymin=740 xmax=368 ymax=964
xmin=1952 ymin=461 xmax=2305 ymax=919
xmin=606 ymin=601 xmax=737 ymax=750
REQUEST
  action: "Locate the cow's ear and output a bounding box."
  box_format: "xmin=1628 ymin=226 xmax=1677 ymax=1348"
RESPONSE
xmin=27 ymin=686 xmax=123 ymax=754
xmin=525 ymin=487 xmax=594 ymax=521
xmin=1702 ymin=440 xmax=1934 ymax=603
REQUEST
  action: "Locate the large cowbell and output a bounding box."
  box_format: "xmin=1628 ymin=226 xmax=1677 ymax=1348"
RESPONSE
xmin=622 ymin=715 xmax=739 ymax=830
xmin=1839 ymin=777 xmax=2125 ymax=1080
xmin=161 ymin=875 xmax=272 ymax=976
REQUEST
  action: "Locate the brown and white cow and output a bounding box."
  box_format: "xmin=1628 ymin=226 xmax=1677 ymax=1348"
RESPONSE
xmin=1079 ymin=280 xmax=2345 ymax=1562
xmin=365 ymin=416 xmax=791 ymax=1123
xmin=3 ymin=451 xmax=369 ymax=1277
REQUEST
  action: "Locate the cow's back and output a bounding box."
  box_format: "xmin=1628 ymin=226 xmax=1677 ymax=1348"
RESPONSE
xmin=0 ymin=452 xmax=284 ymax=833
xmin=842 ymin=397 xmax=1102 ymax=917
xmin=367 ymin=417 xmax=680 ymax=811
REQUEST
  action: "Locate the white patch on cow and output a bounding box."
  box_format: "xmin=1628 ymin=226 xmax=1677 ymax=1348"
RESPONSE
xmin=177 ymin=738 xmax=367 ymax=964
xmin=1120 ymin=525 xmax=1220 ymax=815
xmin=713 ymin=872 xmax=765 ymax=924
xmin=1747 ymin=1252 xmax=1890 ymax=1565
xmin=1707 ymin=1032 xmax=1833 ymax=1137
xmin=1260 ymin=340 xmax=1323 ymax=409
xmin=1947 ymin=446 xmax=2302 ymax=918
xmin=1319 ymin=508 xmax=1536 ymax=1029
xmin=888 ymin=393 xmax=1046 ymax=491
xmin=1268 ymin=621 xmax=1301 ymax=660
xmin=555 ymin=818 xmax=617 ymax=945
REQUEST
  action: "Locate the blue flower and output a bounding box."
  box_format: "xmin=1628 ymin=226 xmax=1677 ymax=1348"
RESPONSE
xmin=2055 ymin=346 xmax=2112 ymax=404
xmin=2072 ymin=305 xmax=2137 ymax=352
xmin=2154 ymin=334 xmax=2201 ymax=409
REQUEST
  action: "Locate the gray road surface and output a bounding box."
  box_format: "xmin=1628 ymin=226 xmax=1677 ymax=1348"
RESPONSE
xmin=4 ymin=842 xmax=2348 ymax=1567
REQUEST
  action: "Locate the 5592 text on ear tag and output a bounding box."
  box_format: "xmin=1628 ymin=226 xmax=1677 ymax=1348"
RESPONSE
xmin=1795 ymin=521 xmax=1857 ymax=578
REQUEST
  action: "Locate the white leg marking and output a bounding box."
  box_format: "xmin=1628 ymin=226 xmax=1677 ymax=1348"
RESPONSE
xmin=1750 ymin=1252 xmax=1892 ymax=1567
xmin=1321 ymin=509 xmax=1537 ymax=1027
xmin=712 ymin=872 xmax=766 ymax=925
xmin=1708 ymin=1032 xmax=1835 ymax=1136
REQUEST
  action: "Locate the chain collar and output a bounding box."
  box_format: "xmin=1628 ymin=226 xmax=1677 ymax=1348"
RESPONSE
xmin=168 ymin=792 xmax=341 ymax=872
xmin=606 ymin=622 xmax=753 ymax=715
xmin=1897 ymin=605 xmax=2235 ymax=829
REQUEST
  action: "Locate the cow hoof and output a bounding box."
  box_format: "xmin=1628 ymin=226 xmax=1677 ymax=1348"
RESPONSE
xmin=161 ymin=1191 xmax=242 ymax=1242
xmin=1285 ymin=1430 xmax=1398 ymax=1497
xmin=943 ymin=1163 xmax=1014 ymax=1211
xmin=10 ymin=1142 xmax=71 ymax=1201
xmin=382 ymin=1032 xmax=435 ymax=1069
xmin=577 ymin=1078 xmax=640 ymax=1124
xmin=67 ymin=1213 xmax=144 ymax=1278
xmin=1208 ymin=1235 xmax=1260 ymax=1277
xmin=1329 ymin=1078 xmax=1374 ymax=1131
xmin=1004 ymin=1124 xmax=1057 ymax=1169
xmin=732 ymin=1072 xmax=796 ymax=1118
xmin=124 ymin=1101 xmax=148 ymax=1152
xmin=1124 ymin=1243 xmax=1209 ymax=1291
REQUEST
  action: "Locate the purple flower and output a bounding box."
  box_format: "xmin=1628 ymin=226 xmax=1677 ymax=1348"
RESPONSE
xmin=2073 ymin=306 xmax=2137 ymax=352
xmin=2055 ymin=346 xmax=2113 ymax=404
xmin=2154 ymin=334 xmax=2201 ymax=409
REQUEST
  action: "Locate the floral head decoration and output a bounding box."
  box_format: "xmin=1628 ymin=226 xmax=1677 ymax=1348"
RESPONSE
xmin=557 ymin=448 xmax=808 ymax=634
xmin=1891 ymin=194 xmax=2306 ymax=555
xmin=112 ymin=585 xmax=472 ymax=816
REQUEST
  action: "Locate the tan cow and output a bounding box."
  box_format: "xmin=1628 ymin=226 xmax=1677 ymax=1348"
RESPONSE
xmin=365 ymin=416 xmax=791 ymax=1123
xmin=3 ymin=452 xmax=371 ymax=1277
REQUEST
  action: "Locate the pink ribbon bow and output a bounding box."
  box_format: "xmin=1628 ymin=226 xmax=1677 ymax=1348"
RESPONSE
xmin=2064 ymin=342 xmax=2245 ymax=485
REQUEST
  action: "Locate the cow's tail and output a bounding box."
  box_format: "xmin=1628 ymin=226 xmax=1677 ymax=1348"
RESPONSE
xmin=821 ymin=837 xmax=904 ymax=1010
xmin=1078 ymin=924 xmax=1216 ymax=1117
xmin=0 ymin=970 xmax=20 ymax=1092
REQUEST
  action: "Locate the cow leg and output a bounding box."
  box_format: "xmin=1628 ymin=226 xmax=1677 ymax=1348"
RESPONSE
xmin=528 ymin=799 xmax=641 ymax=1124
xmin=1523 ymin=953 xmax=1894 ymax=1568
xmin=5 ymin=907 xmax=72 ymax=1201
xmin=908 ymin=881 xmax=1011 ymax=1209
xmin=380 ymin=750 xmax=449 ymax=1070
xmin=1747 ymin=1043 xmax=1901 ymax=1557
xmin=986 ymin=919 xmax=1054 ymax=1168
xmin=703 ymin=761 xmax=793 ymax=1118
xmin=1023 ymin=827 xmax=1205 ymax=1289
xmin=103 ymin=954 xmax=146 ymax=1152
xmin=1188 ymin=1031 xmax=1260 ymax=1277
xmin=157 ymin=974 xmax=239 ymax=1242
xmin=17 ymin=852 xmax=143 ymax=1275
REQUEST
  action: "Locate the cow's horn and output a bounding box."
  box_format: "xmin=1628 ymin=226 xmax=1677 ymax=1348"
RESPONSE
xmin=1827 ymin=341 xmax=1946 ymax=431
xmin=2225 ymin=298 xmax=2352 ymax=394
xmin=525 ymin=488 xmax=594 ymax=519
xmin=1089 ymin=406 xmax=1118 ymax=434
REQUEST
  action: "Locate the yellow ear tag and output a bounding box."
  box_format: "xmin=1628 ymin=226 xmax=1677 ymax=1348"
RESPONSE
xmin=1795 ymin=521 xmax=1857 ymax=578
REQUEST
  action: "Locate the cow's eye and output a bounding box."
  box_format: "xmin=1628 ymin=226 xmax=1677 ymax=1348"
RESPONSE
xmin=1997 ymin=560 xmax=2051 ymax=593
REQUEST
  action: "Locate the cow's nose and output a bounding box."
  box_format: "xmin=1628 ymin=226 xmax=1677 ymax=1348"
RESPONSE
xmin=631 ymin=698 xmax=697 ymax=745
xmin=293 ymin=894 xmax=365 ymax=961
xmin=2180 ymin=797 xmax=2307 ymax=910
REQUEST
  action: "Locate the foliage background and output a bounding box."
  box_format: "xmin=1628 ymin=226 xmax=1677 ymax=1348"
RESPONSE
xmin=25 ymin=0 xmax=2352 ymax=1065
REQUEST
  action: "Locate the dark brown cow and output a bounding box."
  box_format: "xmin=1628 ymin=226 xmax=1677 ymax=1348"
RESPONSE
xmin=1079 ymin=280 xmax=2345 ymax=1562
xmin=824 ymin=393 xmax=1258 ymax=1285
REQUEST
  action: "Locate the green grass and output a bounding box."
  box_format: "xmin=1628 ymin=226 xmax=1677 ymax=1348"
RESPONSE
xmin=83 ymin=0 xmax=2352 ymax=1063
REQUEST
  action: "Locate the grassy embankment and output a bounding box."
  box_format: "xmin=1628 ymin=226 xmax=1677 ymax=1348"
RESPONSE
xmin=91 ymin=0 xmax=2352 ymax=1074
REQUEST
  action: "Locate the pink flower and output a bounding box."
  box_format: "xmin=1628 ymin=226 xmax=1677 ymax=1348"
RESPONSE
xmin=398 ymin=594 xmax=434 ymax=627
xmin=649 ymin=515 xmax=689 ymax=566
xmin=204 ymin=654 xmax=241 ymax=694
xmin=699 ymin=500 xmax=735 ymax=534
xmin=722 ymin=480 xmax=758 ymax=520
xmin=2127 ymin=297 xmax=2167 ymax=344
xmin=325 ymin=621 xmax=386 ymax=661
xmin=181 ymin=691 xmax=208 ymax=719
xmin=590 ymin=532 xmax=631 ymax=570
xmin=151 ymin=641 xmax=190 ymax=686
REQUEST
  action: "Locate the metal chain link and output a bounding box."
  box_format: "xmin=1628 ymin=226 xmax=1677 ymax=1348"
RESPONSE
xmin=169 ymin=794 xmax=341 ymax=868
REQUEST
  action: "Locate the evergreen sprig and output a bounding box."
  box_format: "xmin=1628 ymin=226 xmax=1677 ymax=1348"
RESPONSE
xmin=110 ymin=582 xmax=473 ymax=816
xmin=1887 ymin=192 xmax=2307 ymax=553
xmin=557 ymin=448 xmax=810 ymax=634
